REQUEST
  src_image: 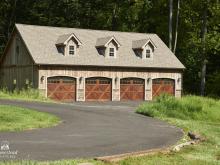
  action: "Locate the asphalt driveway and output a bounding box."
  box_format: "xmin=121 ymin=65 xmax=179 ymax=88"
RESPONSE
xmin=0 ymin=100 xmax=182 ymax=161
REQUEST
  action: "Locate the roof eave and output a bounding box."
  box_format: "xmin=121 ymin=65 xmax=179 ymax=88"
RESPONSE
xmin=64 ymin=33 xmax=82 ymax=46
xmin=36 ymin=63 xmax=185 ymax=70
xmin=104 ymin=36 xmax=121 ymax=48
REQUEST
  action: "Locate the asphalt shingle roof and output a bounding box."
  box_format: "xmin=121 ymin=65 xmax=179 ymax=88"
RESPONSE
xmin=55 ymin=33 xmax=72 ymax=45
xmin=132 ymin=39 xmax=156 ymax=49
xmin=16 ymin=24 xmax=185 ymax=69
xmin=95 ymin=36 xmax=121 ymax=47
xmin=95 ymin=36 xmax=113 ymax=47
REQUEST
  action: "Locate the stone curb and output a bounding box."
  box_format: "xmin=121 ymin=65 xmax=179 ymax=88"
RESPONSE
xmin=95 ymin=147 xmax=171 ymax=162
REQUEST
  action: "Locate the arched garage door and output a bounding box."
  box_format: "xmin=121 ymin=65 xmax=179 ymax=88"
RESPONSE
xmin=85 ymin=77 xmax=112 ymax=101
xmin=152 ymin=78 xmax=175 ymax=98
xmin=47 ymin=76 xmax=76 ymax=102
xmin=120 ymin=78 xmax=145 ymax=101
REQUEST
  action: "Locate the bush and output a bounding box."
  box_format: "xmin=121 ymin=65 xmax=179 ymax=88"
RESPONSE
xmin=137 ymin=94 xmax=219 ymax=121
xmin=0 ymin=87 xmax=48 ymax=101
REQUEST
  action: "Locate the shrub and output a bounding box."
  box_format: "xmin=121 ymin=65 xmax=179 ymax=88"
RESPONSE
xmin=0 ymin=87 xmax=48 ymax=101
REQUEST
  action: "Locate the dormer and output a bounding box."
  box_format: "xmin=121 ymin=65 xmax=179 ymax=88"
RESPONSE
xmin=96 ymin=36 xmax=121 ymax=58
xmin=132 ymin=38 xmax=156 ymax=59
xmin=56 ymin=33 xmax=82 ymax=56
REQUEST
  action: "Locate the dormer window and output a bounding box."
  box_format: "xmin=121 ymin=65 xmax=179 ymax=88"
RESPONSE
xmin=69 ymin=45 xmax=75 ymax=55
xmin=132 ymin=38 xmax=156 ymax=59
xmin=56 ymin=33 xmax=82 ymax=56
xmin=146 ymin=49 xmax=151 ymax=58
xmin=96 ymin=36 xmax=121 ymax=58
xmin=109 ymin=48 xmax=115 ymax=57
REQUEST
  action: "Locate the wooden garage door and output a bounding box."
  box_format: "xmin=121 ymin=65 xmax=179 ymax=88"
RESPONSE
xmin=47 ymin=76 xmax=76 ymax=102
xmin=85 ymin=77 xmax=112 ymax=101
xmin=152 ymin=78 xmax=175 ymax=98
xmin=120 ymin=78 xmax=145 ymax=101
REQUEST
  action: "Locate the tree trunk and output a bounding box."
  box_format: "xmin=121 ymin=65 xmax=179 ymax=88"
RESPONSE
xmin=173 ymin=0 xmax=180 ymax=53
xmin=7 ymin=0 xmax=17 ymax=39
xmin=169 ymin=0 xmax=173 ymax=50
xmin=200 ymin=1 xmax=208 ymax=96
xmin=111 ymin=2 xmax=117 ymax=30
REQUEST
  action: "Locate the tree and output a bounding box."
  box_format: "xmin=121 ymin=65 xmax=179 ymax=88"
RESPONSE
xmin=169 ymin=0 xmax=173 ymax=50
xmin=200 ymin=0 xmax=208 ymax=96
xmin=173 ymin=0 xmax=180 ymax=53
xmin=0 ymin=0 xmax=219 ymax=97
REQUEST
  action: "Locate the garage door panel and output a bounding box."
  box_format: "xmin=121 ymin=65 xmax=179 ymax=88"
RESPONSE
xmin=120 ymin=78 xmax=144 ymax=101
xmin=152 ymin=79 xmax=175 ymax=98
xmin=47 ymin=84 xmax=57 ymax=91
xmin=99 ymin=85 xmax=110 ymax=91
xmin=85 ymin=78 xmax=112 ymax=101
xmin=85 ymin=85 xmax=94 ymax=91
xmin=133 ymin=86 xmax=144 ymax=92
xmin=47 ymin=76 xmax=76 ymax=102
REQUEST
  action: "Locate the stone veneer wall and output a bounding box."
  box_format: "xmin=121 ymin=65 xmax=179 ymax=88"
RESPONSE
xmin=38 ymin=66 xmax=183 ymax=101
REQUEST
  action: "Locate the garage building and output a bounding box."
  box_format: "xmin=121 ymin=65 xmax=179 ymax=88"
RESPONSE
xmin=0 ymin=24 xmax=185 ymax=102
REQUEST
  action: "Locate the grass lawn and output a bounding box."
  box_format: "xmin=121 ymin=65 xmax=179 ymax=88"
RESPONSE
xmin=0 ymin=105 xmax=59 ymax=131
xmin=0 ymin=95 xmax=219 ymax=165
xmin=131 ymin=95 xmax=220 ymax=165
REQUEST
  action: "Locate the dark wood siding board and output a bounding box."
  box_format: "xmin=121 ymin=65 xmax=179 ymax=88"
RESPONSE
xmin=0 ymin=30 xmax=37 ymax=90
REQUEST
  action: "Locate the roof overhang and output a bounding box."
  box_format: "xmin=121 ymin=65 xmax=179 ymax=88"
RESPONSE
xmin=132 ymin=38 xmax=157 ymax=50
xmin=56 ymin=33 xmax=82 ymax=46
xmin=96 ymin=36 xmax=121 ymax=48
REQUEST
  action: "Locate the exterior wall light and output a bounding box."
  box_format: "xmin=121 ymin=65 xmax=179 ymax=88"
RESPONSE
xmin=13 ymin=79 xmax=17 ymax=85
xmin=25 ymin=79 xmax=29 ymax=85
xmin=147 ymin=78 xmax=151 ymax=84
xmin=40 ymin=76 xmax=44 ymax=84
xmin=79 ymin=77 xmax=83 ymax=84
xmin=115 ymin=77 xmax=119 ymax=84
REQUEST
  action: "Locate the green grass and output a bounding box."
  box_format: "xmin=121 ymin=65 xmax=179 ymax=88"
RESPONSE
xmin=0 ymin=88 xmax=51 ymax=102
xmin=0 ymin=105 xmax=59 ymax=132
xmin=132 ymin=95 xmax=220 ymax=165
xmin=137 ymin=94 xmax=219 ymax=121
xmin=0 ymin=160 xmax=111 ymax=165
xmin=1 ymin=95 xmax=219 ymax=165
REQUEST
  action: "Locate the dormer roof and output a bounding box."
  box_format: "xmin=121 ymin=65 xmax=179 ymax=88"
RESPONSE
xmin=132 ymin=38 xmax=157 ymax=50
xmin=96 ymin=36 xmax=121 ymax=48
xmin=56 ymin=33 xmax=82 ymax=46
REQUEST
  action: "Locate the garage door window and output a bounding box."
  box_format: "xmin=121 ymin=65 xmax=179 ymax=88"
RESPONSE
xmin=100 ymin=80 xmax=111 ymax=84
xmin=48 ymin=79 xmax=60 ymax=83
xmin=86 ymin=79 xmax=96 ymax=84
xmin=133 ymin=79 xmax=144 ymax=84
xmin=121 ymin=79 xmax=131 ymax=84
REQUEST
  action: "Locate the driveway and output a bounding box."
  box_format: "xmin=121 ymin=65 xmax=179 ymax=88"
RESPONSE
xmin=0 ymin=100 xmax=182 ymax=161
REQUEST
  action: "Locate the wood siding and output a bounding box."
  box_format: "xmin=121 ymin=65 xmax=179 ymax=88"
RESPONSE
xmin=0 ymin=31 xmax=38 ymax=90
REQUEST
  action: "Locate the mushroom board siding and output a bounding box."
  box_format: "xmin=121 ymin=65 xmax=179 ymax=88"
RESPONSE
xmin=120 ymin=78 xmax=145 ymax=101
xmin=85 ymin=77 xmax=112 ymax=101
xmin=47 ymin=76 xmax=76 ymax=102
xmin=152 ymin=78 xmax=175 ymax=98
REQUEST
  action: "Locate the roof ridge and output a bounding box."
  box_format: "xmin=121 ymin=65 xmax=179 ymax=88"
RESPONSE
xmin=15 ymin=23 xmax=156 ymax=35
